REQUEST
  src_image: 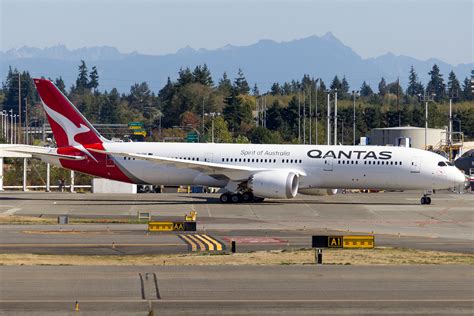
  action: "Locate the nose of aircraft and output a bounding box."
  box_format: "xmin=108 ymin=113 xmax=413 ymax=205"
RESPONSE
xmin=451 ymin=168 xmax=467 ymax=186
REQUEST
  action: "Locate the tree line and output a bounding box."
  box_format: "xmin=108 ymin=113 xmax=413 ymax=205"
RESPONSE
xmin=1 ymin=62 xmax=473 ymax=145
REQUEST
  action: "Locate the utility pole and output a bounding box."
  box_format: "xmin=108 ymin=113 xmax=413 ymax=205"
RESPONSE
xmin=309 ymin=86 xmax=312 ymax=145
xmin=25 ymin=98 xmax=29 ymax=145
xmin=18 ymin=73 xmax=21 ymax=144
xmin=9 ymin=110 xmax=13 ymax=144
xmin=397 ymin=77 xmax=400 ymax=127
xmin=326 ymin=92 xmax=331 ymax=145
xmin=333 ymin=91 xmax=338 ymax=146
xmin=352 ymin=90 xmax=358 ymax=145
xmin=303 ymin=92 xmax=306 ymax=144
xmin=419 ymin=92 xmax=435 ymax=150
xmin=315 ymin=79 xmax=319 ymax=145
xmin=298 ymin=91 xmax=301 ymax=144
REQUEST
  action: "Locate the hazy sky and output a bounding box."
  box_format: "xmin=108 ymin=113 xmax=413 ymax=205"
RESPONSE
xmin=1 ymin=0 xmax=472 ymax=65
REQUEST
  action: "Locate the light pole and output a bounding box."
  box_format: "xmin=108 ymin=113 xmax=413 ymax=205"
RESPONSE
xmin=205 ymin=112 xmax=221 ymax=143
xmin=315 ymin=79 xmax=319 ymax=145
xmin=333 ymin=90 xmax=338 ymax=146
xmin=9 ymin=110 xmax=13 ymax=144
xmin=419 ymin=92 xmax=435 ymax=150
xmin=326 ymin=91 xmax=331 ymax=145
xmin=352 ymin=90 xmax=359 ymax=145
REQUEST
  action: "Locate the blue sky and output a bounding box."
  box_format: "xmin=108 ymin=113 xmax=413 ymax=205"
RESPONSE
xmin=1 ymin=0 xmax=472 ymax=65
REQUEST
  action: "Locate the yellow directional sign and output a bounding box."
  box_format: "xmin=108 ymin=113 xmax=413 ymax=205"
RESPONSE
xmin=328 ymin=236 xmax=343 ymax=248
xmin=312 ymin=235 xmax=375 ymax=249
xmin=148 ymin=221 xmax=174 ymax=231
xmin=343 ymin=236 xmax=374 ymax=249
xmin=148 ymin=221 xmax=197 ymax=232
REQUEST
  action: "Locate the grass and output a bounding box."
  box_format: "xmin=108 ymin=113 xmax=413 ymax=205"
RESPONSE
xmin=0 ymin=247 xmax=472 ymax=266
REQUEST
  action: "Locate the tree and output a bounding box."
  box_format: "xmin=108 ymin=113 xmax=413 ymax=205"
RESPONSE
xmin=378 ymin=77 xmax=387 ymax=96
xmin=360 ymin=81 xmax=373 ymax=97
xmin=217 ymin=72 xmax=232 ymax=96
xmin=235 ymin=135 xmax=250 ymax=143
xmin=177 ymin=67 xmax=194 ymax=86
xmin=462 ymin=77 xmax=473 ymax=101
xmin=330 ymin=75 xmax=341 ymax=91
xmin=54 ymin=77 xmax=67 ymax=94
xmin=234 ymin=68 xmax=250 ymax=95
xmin=88 ymin=66 xmax=99 ymax=91
xmin=270 ymin=82 xmax=281 ymax=95
xmin=407 ymin=66 xmax=423 ymax=96
xmin=426 ymin=64 xmax=445 ymax=101
xmin=212 ymin=116 xmax=232 ymax=143
xmin=223 ymin=90 xmax=253 ymax=131
xmin=340 ymin=76 xmax=350 ymax=98
xmin=252 ymin=83 xmax=260 ymax=96
xmin=250 ymin=126 xmax=282 ymax=144
xmin=192 ymin=64 xmax=213 ymax=86
xmin=266 ymin=100 xmax=284 ymax=131
xmin=447 ymin=70 xmax=461 ymax=99
xmin=76 ymin=60 xmax=89 ymax=92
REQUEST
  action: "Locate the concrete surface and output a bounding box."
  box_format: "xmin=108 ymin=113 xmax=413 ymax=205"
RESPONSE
xmin=1 ymin=265 xmax=473 ymax=315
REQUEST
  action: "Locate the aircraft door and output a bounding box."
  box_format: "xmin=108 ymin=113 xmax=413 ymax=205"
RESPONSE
xmin=323 ymin=158 xmax=333 ymax=171
xmin=410 ymin=157 xmax=420 ymax=173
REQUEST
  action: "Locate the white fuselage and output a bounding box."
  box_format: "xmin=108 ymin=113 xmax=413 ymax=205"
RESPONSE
xmin=95 ymin=142 xmax=463 ymax=191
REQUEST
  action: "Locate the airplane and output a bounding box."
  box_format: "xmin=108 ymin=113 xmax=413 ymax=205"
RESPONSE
xmin=0 ymin=78 xmax=466 ymax=205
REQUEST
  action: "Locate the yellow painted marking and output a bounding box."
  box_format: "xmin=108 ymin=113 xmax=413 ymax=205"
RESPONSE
xmin=194 ymin=235 xmax=215 ymax=251
xmin=201 ymin=235 xmax=223 ymax=251
xmin=186 ymin=235 xmax=206 ymax=251
xmin=179 ymin=235 xmax=197 ymax=252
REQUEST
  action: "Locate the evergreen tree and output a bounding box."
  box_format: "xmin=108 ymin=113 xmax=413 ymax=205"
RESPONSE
xmin=192 ymin=64 xmax=213 ymax=86
xmin=341 ymin=76 xmax=350 ymax=98
xmin=234 ymin=68 xmax=250 ymax=95
xmin=447 ymin=70 xmax=461 ymax=99
xmin=270 ymin=82 xmax=281 ymax=95
xmin=330 ymin=75 xmax=341 ymax=91
xmin=76 ymin=60 xmax=89 ymax=91
xmin=426 ymin=64 xmax=445 ymax=101
xmin=360 ymin=81 xmax=373 ymax=97
xmin=266 ymin=100 xmax=284 ymax=131
xmin=217 ymin=72 xmax=232 ymax=95
xmin=462 ymin=77 xmax=473 ymax=101
xmin=54 ymin=77 xmax=67 ymax=94
xmin=252 ymin=83 xmax=260 ymax=96
xmin=177 ymin=67 xmax=194 ymax=86
xmin=407 ymin=66 xmax=420 ymax=96
xmin=88 ymin=66 xmax=99 ymax=91
xmin=378 ymin=77 xmax=387 ymax=96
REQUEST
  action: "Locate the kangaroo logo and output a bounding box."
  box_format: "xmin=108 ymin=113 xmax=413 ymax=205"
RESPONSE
xmin=42 ymin=101 xmax=98 ymax=162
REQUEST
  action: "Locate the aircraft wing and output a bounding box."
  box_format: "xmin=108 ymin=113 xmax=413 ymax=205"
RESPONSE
xmin=90 ymin=149 xmax=306 ymax=181
xmin=0 ymin=145 xmax=85 ymax=161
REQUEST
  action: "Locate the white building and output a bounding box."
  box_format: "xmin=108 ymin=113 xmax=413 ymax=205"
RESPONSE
xmin=368 ymin=126 xmax=445 ymax=149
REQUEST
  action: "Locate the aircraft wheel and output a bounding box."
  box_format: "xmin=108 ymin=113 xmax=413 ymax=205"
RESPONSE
xmin=220 ymin=193 xmax=231 ymax=203
xmin=253 ymin=196 xmax=265 ymax=203
xmin=242 ymin=192 xmax=254 ymax=203
xmin=426 ymin=197 xmax=431 ymax=205
xmin=231 ymin=193 xmax=242 ymax=203
xmin=420 ymin=197 xmax=426 ymax=205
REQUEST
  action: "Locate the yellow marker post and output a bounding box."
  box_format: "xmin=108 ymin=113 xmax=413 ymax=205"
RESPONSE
xmin=75 ymin=301 xmax=79 ymax=311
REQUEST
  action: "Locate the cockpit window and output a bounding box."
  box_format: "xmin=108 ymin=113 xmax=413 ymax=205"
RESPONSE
xmin=438 ymin=161 xmax=447 ymax=167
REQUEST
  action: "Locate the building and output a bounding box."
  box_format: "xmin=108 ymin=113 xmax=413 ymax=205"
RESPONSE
xmin=368 ymin=126 xmax=445 ymax=150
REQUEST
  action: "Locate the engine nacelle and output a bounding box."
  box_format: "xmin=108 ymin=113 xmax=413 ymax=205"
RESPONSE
xmin=249 ymin=171 xmax=299 ymax=199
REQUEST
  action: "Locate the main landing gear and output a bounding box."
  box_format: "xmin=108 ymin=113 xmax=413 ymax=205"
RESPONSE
xmin=420 ymin=190 xmax=432 ymax=205
xmin=219 ymin=192 xmax=264 ymax=203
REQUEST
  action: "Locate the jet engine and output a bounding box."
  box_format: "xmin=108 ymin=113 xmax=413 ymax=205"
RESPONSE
xmin=249 ymin=171 xmax=299 ymax=199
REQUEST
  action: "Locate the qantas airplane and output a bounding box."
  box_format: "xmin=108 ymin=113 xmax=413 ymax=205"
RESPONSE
xmin=0 ymin=79 xmax=466 ymax=204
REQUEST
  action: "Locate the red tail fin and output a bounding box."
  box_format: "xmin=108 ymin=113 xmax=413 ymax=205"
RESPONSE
xmin=33 ymin=78 xmax=104 ymax=147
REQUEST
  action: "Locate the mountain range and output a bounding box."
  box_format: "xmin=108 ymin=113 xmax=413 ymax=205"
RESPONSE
xmin=1 ymin=32 xmax=472 ymax=93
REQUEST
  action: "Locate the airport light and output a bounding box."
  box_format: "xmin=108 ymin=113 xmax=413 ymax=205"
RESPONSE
xmin=418 ymin=92 xmax=435 ymax=150
xmin=352 ymin=90 xmax=359 ymax=145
